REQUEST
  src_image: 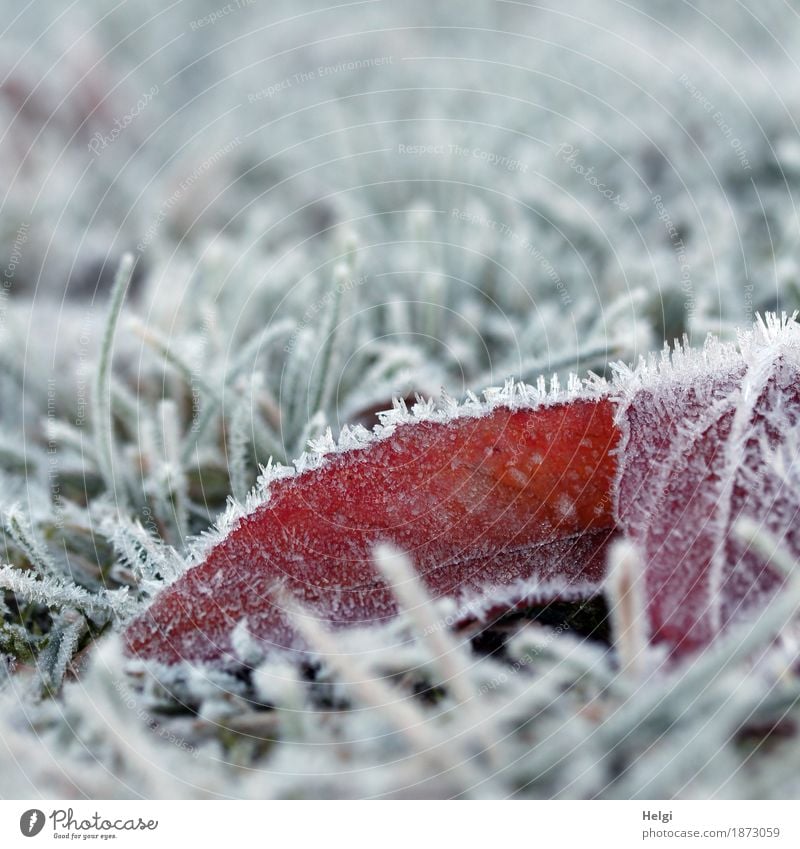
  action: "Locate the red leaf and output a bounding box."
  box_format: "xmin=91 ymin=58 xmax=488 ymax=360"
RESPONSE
xmin=123 ymin=315 xmax=800 ymax=667
xmin=613 ymin=317 xmax=800 ymax=656
xmin=125 ymin=394 xmax=619 ymax=664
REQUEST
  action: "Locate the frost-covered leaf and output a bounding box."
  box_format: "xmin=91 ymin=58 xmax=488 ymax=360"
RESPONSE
xmin=126 ymin=315 xmax=800 ymax=667
xmin=125 ymin=387 xmax=619 ymax=664
xmin=613 ymin=313 xmax=800 ymax=655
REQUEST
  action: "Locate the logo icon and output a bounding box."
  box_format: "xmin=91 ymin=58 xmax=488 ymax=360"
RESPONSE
xmin=19 ymin=810 xmax=46 ymax=837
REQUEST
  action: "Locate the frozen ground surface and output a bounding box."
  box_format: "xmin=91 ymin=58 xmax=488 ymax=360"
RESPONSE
xmin=1 ymin=0 xmax=800 ymax=798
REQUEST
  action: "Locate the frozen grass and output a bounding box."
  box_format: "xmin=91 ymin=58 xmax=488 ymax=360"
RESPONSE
xmin=1 ymin=271 xmax=799 ymax=797
xmin=0 ymin=0 xmax=799 ymax=799
xmin=1 ymin=529 xmax=799 ymax=799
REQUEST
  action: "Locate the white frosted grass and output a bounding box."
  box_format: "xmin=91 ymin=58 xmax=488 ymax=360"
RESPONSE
xmin=598 ymin=530 xmax=800 ymax=768
xmin=372 ymin=543 xmax=499 ymax=768
xmin=100 ymin=510 xmax=183 ymax=594
xmin=372 ymin=543 xmax=477 ymax=705
xmin=605 ymin=538 xmax=649 ymax=681
xmin=0 ymin=0 xmax=798 ymax=797
xmin=93 ymin=254 xmax=136 ymax=506
xmin=37 ymin=616 xmax=87 ymax=693
xmin=276 ymin=581 xmax=500 ymax=799
xmin=607 ymin=523 xmax=800 ymax=799
xmin=503 ymin=521 xmax=800 ymax=800
xmin=2 ymin=263 xmax=799 ymax=797
xmin=226 ymin=382 xmax=254 ymax=505
xmin=3 ymin=504 xmax=64 ymax=582
xmin=0 ymin=565 xmax=134 ymax=621
xmin=2 ymin=523 xmax=797 ymax=798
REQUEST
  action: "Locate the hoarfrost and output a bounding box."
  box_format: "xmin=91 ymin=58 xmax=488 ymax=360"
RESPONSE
xmin=613 ymin=313 xmax=800 ymax=654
